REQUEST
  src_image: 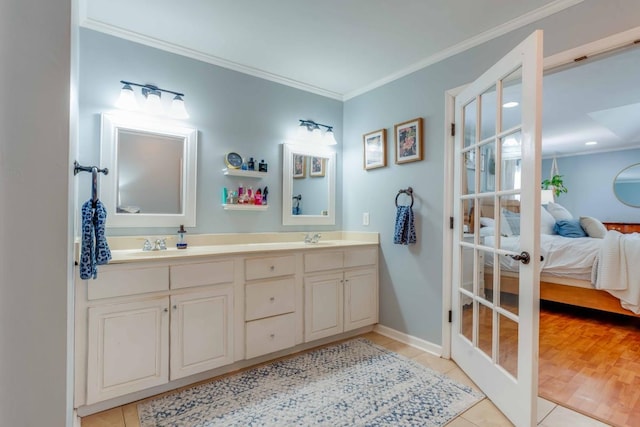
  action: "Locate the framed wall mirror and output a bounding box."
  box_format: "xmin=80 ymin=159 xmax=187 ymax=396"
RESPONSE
xmin=613 ymin=163 xmax=640 ymax=207
xmin=282 ymin=143 xmax=336 ymax=225
xmin=100 ymin=113 xmax=198 ymax=227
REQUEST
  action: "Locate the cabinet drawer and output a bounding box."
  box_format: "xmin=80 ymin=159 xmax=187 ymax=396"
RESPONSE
xmin=170 ymin=260 xmax=234 ymax=290
xmin=304 ymin=251 xmax=343 ymax=273
xmin=245 ymin=255 xmax=295 ymax=281
xmin=245 ymin=313 xmax=295 ymax=359
xmin=87 ymin=266 xmax=169 ymax=300
xmin=245 ymin=278 xmax=295 ymax=321
xmin=344 ymin=247 xmax=377 ymax=268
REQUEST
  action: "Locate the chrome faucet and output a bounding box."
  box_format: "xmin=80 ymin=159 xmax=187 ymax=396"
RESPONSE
xmin=143 ymin=237 xmax=167 ymax=251
xmin=304 ymin=233 xmax=322 ymax=244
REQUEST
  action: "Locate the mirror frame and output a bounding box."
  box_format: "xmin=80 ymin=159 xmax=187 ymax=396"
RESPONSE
xmin=613 ymin=162 xmax=640 ymax=208
xmin=282 ymin=143 xmax=336 ymax=225
xmin=100 ymin=113 xmax=198 ymax=227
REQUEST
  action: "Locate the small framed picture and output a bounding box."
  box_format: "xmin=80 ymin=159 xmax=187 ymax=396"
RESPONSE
xmin=394 ymin=117 xmax=423 ymax=164
xmin=363 ymin=128 xmax=386 ymax=170
xmin=293 ymin=154 xmax=306 ymax=178
xmin=465 ymin=151 xmax=475 ymax=170
xmin=310 ymin=156 xmax=325 ymax=177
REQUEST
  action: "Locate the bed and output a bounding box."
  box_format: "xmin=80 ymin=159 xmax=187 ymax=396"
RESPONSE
xmin=475 ymin=200 xmax=640 ymax=317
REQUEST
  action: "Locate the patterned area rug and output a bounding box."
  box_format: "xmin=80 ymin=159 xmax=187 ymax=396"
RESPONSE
xmin=138 ymin=338 xmax=483 ymax=426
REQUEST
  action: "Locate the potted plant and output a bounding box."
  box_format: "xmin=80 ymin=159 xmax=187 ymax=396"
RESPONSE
xmin=541 ymin=174 xmax=568 ymax=198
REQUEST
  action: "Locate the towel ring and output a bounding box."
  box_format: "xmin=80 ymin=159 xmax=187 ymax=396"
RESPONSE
xmin=395 ymin=187 xmax=414 ymax=208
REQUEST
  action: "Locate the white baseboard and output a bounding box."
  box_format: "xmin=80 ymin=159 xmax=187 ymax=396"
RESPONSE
xmin=373 ymin=324 xmax=443 ymax=357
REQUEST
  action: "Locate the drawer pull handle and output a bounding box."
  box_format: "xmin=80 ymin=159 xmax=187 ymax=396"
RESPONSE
xmin=173 ymin=305 xmax=177 ymax=310
xmin=270 ymin=265 xmax=275 ymax=271
xmin=270 ymin=297 xmax=275 ymax=302
xmin=270 ymin=333 xmax=275 ymax=339
xmin=163 ymin=308 xmax=168 ymax=313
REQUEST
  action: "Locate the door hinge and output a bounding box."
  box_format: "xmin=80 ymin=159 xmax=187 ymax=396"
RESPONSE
xmin=450 ymin=123 xmax=455 ymax=136
xmin=449 ymin=217 xmax=454 ymax=229
xmin=448 ymin=310 xmax=452 ymax=323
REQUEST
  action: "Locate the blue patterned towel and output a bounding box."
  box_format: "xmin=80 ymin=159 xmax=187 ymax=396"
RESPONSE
xmin=80 ymin=199 xmax=111 ymax=280
xmin=394 ymin=205 xmax=416 ymax=245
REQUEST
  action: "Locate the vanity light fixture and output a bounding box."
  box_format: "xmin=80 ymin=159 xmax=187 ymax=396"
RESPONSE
xmin=585 ymin=140 xmax=598 ymax=146
xmin=297 ymin=119 xmax=338 ymax=145
xmin=116 ymin=80 xmax=189 ymax=119
xmin=503 ymin=101 xmax=519 ymax=108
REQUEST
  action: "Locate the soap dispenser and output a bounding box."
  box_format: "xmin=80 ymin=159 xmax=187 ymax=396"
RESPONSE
xmin=177 ymin=225 xmax=188 ymax=249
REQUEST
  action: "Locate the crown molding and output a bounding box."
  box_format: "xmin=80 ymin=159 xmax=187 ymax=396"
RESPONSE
xmin=80 ymin=18 xmax=344 ymax=101
xmin=343 ymin=0 xmax=584 ymax=100
xmin=81 ymin=0 xmax=583 ymax=102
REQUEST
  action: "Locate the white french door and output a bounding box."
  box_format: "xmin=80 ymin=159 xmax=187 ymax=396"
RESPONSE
xmin=451 ymin=31 xmax=543 ymax=427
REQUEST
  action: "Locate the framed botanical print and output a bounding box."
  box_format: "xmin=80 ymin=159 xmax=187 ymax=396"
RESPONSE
xmin=293 ymin=154 xmax=306 ymax=178
xmin=394 ymin=117 xmax=424 ymax=164
xmin=310 ymin=156 xmax=325 ymax=177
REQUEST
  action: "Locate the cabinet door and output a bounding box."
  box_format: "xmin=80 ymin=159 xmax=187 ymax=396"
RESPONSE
xmin=170 ymin=286 xmax=234 ymax=380
xmin=87 ymin=297 xmax=169 ymax=404
xmin=344 ymin=268 xmax=378 ymax=331
xmin=304 ymin=273 xmax=343 ymax=342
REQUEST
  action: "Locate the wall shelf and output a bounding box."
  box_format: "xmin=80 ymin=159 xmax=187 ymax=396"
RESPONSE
xmin=222 ymin=204 xmax=268 ymax=211
xmin=222 ymin=168 xmax=267 ymax=179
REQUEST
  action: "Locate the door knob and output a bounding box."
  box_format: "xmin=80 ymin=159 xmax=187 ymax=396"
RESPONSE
xmin=508 ymin=251 xmax=530 ymax=265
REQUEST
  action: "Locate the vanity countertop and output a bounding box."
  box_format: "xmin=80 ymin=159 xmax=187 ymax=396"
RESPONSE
xmin=100 ymin=231 xmax=379 ymax=264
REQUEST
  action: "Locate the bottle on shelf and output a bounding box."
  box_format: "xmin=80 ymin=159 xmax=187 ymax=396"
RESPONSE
xmin=258 ymin=159 xmax=268 ymax=172
xmin=248 ymin=157 xmax=255 ymax=171
xmin=255 ymin=188 xmax=263 ymax=205
xmin=241 ymin=158 xmax=248 ymax=170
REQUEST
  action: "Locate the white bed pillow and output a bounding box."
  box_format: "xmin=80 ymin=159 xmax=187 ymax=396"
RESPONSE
xmin=580 ymin=216 xmax=607 ymax=238
xmin=540 ymin=206 xmax=556 ymax=235
xmin=500 ymin=208 xmax=518 ymax=236
xmin=480 ymin=217 xmax=495 ymax=227
xmin=545 ymin=202 xmax=573 ymax=221
xmin=480 ymin=226 xmax=495 ymax=237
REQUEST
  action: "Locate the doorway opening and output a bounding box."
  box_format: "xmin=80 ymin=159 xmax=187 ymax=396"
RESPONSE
xmin=443 ymin=27 xmax=640 ymax=427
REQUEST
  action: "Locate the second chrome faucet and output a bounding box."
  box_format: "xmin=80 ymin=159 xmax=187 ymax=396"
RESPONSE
xmin=304 ymin=233 xmax=322 ymax=244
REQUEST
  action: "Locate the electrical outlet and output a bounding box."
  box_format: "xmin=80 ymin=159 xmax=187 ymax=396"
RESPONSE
xmin=362 ymin=212 xmax=370 ymax=226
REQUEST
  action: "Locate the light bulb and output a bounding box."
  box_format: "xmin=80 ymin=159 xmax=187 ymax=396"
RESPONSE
xmin=115 ymin=84 xmax=138 ymax=110
xmin=323 ymin=128 xmax=337 ymax=145
xmin=170 ymin=95 xmax=189 ymax=119
xmin=143 ymin=90 xmax=162 ymax=115
xmin=311 ymin=126 xmax=322 ymax=143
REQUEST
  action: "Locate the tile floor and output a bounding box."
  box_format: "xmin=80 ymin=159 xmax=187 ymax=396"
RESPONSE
xmin=81 ymin=332 xmax=612 ymax=427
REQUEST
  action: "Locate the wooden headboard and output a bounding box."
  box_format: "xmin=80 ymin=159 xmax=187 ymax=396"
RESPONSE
xmin=479 ymin=198 xmax=521 ymax=219
xmin=464 ymin=198 xmax=520 ymax=233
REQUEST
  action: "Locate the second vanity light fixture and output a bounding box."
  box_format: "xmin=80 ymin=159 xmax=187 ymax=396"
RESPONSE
xmin=297 ymin=119 xmax=337 ymax=145
xmin=116 ymin=80 xmax=189 ymax=119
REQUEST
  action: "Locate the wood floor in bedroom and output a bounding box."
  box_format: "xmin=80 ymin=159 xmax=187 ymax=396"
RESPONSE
xmin=539 ymin=301 xmax=640 ymax=427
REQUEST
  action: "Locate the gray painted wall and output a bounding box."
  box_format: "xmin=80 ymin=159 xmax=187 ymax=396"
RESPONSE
xmin=0 ymin=1 xmax=73 ymax=426
xmin=78 ymin=29 xmax=343 ymax=237
xmin=343 ymin=0 xmax=640 ymax=343
xmin=542 ymin=148 xmax=640 ymax=222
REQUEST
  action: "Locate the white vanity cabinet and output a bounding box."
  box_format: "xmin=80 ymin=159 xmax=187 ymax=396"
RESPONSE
xmin=78 ymin=259 xmax=236 ymax=407
xmin=304 ymin=247 xmax=378 ymax=342
xmin=76 ymin=240 xmax=378 ymax=414
xmin=243 ymin=254 xmax=299 ymax=359
xmin=169 ymin=286 xmax=234 ymax=380
xmin=86 ymin=296 xmax=170 ymax=404
xmin=168 ymin=260 xmax=236 ymax=379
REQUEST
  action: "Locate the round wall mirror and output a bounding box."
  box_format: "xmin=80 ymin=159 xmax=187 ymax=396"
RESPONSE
xmin=613 ymin=163 xmax=640 ymax=207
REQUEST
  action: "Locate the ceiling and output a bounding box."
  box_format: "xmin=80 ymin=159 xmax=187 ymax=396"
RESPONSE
xmin=541 ymin=45 xmax=640 ymax=157
xmin=80 ymin=0 xmax=639 ymax=157
xmin=80 ymin=0 xmax=579 ymax=99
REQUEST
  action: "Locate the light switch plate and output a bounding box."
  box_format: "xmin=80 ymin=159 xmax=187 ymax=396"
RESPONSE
xmin=363 ymin=212 xmax=370 ymax=226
